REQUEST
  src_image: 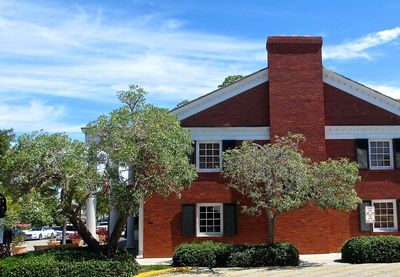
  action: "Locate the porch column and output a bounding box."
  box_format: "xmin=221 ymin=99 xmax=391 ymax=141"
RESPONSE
xmin=126 ymin=214 xmax=135 ymax=249
xmin=138 ymin=202 xmax=144 ymax=257
xmin=85 ymin=194 xmax=97 ymax=239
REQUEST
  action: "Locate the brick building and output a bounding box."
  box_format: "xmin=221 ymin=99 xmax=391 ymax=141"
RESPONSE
xmin=140 ymin=36 xmax=400 ymax=257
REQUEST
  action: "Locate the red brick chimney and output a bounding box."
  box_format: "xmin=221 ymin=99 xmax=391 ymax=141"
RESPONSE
xmin=267 ymin=36 xmax=326 ymax=161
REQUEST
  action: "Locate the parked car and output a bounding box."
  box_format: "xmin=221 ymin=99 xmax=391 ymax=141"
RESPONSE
xmin=97 ymin=221 xmax=108 ymax=231
xmin=11 ymin=228 xmax=25 ymax=238
xmin=55 ymin=225 xmax=78 ymax=241
xmin=23 ymin=226 xmax=56 ymax=240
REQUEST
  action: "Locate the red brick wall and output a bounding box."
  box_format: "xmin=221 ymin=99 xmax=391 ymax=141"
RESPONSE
xmin=267 ymin=36 xmax=326 ymax=161
xmin=181 ymin=82 xmax=269 ymax=127
xmin=324 ymin=83 xmax=400 ymax=125
xmin=325 ymin=140 xmax=400 ymax=252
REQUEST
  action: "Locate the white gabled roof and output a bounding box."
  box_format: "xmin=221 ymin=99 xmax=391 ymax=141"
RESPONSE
xmin=171 ymin=67 xmax=400 ymax=121
xmin=171 ymin=68 xmax=268 ymax=120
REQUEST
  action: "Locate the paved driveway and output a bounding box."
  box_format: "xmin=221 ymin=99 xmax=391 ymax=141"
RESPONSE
xmin=165 ymin=263 xmax=400 ymax=277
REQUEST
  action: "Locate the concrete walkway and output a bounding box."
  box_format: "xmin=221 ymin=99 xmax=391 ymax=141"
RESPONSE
xmin=137 ymin=253 xmax=400 ymax=276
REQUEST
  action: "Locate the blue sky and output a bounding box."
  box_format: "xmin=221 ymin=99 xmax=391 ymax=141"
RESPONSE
xmin=1 ymin=0 xmax=400 ymax=140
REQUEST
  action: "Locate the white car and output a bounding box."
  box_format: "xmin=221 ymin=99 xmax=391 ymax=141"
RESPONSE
xmin=24 ymin=226 xmax=56 ymax=240
xmin=55 ymin=225 xmax=78 ymax=241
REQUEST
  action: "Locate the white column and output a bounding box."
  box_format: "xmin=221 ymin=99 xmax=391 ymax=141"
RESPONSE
xmin=109 ymin=208 xmax=119 ymax=236
xmin=85 ymin=194 xmax=97 ymax=239
xmin=138 ymin=202 xmax=144 ymax=258
xmin=126 ymin=214 xmax=135 ymax=249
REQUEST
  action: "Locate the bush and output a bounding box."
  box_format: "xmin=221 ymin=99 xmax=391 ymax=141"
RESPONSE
xmin=341 ymin=236 xmax=400 ymax=264
xmin=0 ymin=247 xmax=139 ymax=277
xmin=173 ymin=241 xmax=299 ymax=268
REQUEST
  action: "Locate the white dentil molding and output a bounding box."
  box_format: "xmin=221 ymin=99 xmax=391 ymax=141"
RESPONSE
xmin=325 ymin=125 xmax=400 ymax=139
xmin=186 ymin=127 xmax=270 ymax=140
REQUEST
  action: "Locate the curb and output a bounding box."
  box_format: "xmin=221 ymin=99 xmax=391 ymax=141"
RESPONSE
xmin=136 ymin=267 xmax=192 ymax=277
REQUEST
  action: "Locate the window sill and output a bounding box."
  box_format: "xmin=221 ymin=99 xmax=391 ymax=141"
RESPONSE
xmin=373 ymin=229 xmax=398 ymax=233
xmin=196 ymin=234 xmax=223 ymax=238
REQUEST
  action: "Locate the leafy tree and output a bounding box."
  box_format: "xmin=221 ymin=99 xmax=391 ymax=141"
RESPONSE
xmin=222 ymin=133 xmax=361 ymax=244
xmin=218 ymin=75 xmax=244 ymax=88
xmin=176 ymin=100 xmax=190 ymax=108
xmin=85 ymin=84 xmax=197 ymax=254
xmin=2 ymin=132 xmax=103 ymax=253
xmin=0 ymin=129 xmax=14 ymax=185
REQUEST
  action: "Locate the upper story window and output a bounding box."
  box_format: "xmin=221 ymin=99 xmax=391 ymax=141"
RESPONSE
xmin=369 ymin=140 xmax=393 ymax=170
xmin=196 ymin=141 xmax=222 ymax=172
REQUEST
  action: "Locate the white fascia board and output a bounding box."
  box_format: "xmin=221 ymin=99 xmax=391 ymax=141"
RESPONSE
xmin=172 ymin=69 xmax=268 ymax=120
xmin=186 ymin=127 xmax=270 ymax=141
xmin=325 ymin=125 xmax=400 ymax=139
xmin=323 ymin=68 xmax=400 ymax=116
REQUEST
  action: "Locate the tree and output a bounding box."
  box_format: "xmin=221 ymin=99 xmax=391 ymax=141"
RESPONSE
xmin=222 ymin=133 xmax=361 ymax=244
xmin=2 ymin=132 xmax=103 ymax=253
xmin=85 ymin=84 xmax=197 ymax=253
xmin=176 ymin=100 xmax=190 ymax=108
xmin=218 ymin=75 xmax=244 ymax=88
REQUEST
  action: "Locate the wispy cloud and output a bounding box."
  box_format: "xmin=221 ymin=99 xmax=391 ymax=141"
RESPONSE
xmin=365 ymin=83 xmax=400 ymax=100
xmin=0 ymin=101 xmax=82 ymax=133
xmin=324 ymin=27 xmax=400 ymax=60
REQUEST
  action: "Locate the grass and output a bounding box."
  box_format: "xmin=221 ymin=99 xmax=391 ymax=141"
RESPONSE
xmin=138 ymin=265 xmax=171 ymax=273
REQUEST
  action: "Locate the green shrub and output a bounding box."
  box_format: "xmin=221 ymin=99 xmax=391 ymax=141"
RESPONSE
xmin=173 ymin=241 xmax=300 ymax=268
xmin=172 ymin=243 xmax=216 ymax=267
xmin=342 ymin=236 xmax=400 ymax=264
xmin=0 ymin=248 xmax=139 ymax=277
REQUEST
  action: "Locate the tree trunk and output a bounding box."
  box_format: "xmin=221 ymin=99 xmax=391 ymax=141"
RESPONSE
xmin=266 ymin=210 xmax=276 ymax=244
xmin=68 ymin=214 xmax=102 ymax=255
xmin=106 ymin=212 xmax=129 ymax=255
xmin=62 ymin=221 xmax=67 ymax=245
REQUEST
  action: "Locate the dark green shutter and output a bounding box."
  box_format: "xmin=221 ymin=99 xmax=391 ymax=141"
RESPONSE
xmin=359 ymin=200 xmax=372 ymax=232
xmin=393 ymin=139 xmax=400 ymax=169
xmin=222 ymin=140 xmax=236 ymax=152
xmin=182 ymin=204 xmax=195 ymax=237
xmin=397 ymin=200 xmax=400 ymax=231
xmin=356 ymin=139 xmax=369 ymax=169
xmin=223 ymin=203 xmax=237 ymax=236
xmin=189 ymin=141 xmax=196 ymax=165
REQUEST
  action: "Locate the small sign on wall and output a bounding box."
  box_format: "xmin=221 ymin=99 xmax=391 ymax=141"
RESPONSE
xmin=365 ymin=206 xmax=375 ymax=224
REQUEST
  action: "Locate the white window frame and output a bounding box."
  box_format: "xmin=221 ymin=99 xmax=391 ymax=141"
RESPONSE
xmin=196 ymin=141 xmax=222 ymax=172
xmin=371 ymin=199 xmax=398 ymax=232
xmin=368 ymin=139 xmax=394 ymax=170
xmin=196 ymin=203 xmax=223 ymax=237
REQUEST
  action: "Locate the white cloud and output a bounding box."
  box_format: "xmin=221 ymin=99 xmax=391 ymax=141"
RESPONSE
xmin=0 ymin=101 xmax=82 ymax=133
xmin=365 ymin=83 xmax=400 ymax=100
xmin=324 ymin=27 xmax=400 ymax=60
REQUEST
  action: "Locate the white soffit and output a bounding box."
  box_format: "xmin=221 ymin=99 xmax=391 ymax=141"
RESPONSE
xmin=323 ymin=68 xmax=400 ymax=116
xmin=186 ymin=127 xmax=270 ymax=140
xmin=325 ymin=126 xmax=400 ymax=139
xmin=171 ymin=68 xmax=268 ymax=120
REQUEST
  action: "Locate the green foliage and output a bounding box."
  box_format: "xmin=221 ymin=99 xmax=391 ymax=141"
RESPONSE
xmin=86 ymin=85 xmax=197 ymax=214
xmin=10 ymin=234 xmax=25 ymax=247
xmin=175 ymin=100 xmax=190 ymax=108
xmin=1 ymin=131 xmax=102 ymax=236
xmin=341 ymin=236 xmax=400 ymax=264
xmin=172 ymin=241 xmax=299 ymax=268
xmin=218 ymin=75 xmax=244 ymax=88
xmin=0 ymin=248 xmax=139 ymax=277
xmin=223 ymin=133 xmax=361 ymax=243
xmin=139 ymin=265 xmax=171 ymax=273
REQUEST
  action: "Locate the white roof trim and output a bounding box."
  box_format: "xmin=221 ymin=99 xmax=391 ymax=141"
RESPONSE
xmin=172 ymin=69 xmax=268 ymax=120
xmin=186 ymin=127 xmax=270 ymax=140
xmin=323 ymin=68 xmax=400 ymax=116
xmin=325 ymin=125 xmax=400 ymax=139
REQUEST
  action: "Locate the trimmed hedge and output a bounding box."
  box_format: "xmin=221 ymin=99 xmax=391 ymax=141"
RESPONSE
xmin=0 ymin=247 xmax=139 ymax=277
xmin=172 ymin=241 xmax=299 ymax=268
xmin=342 ymin=236 xmax=400 ymax=264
